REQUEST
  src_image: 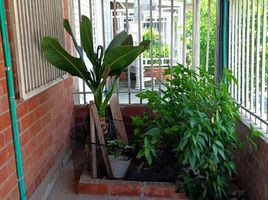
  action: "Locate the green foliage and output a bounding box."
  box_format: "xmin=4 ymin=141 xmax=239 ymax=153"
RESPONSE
xmin=131 ymin=114 xmax=160 ymax=165
xmin=133 ymin=64 xmax=261 ymax=200
xmin=41 ymin=16 xmax=149 ymax=116
xmin=184 ymin=0 xmax=216 ymax=73
xmin=107 ymin=139 xmax=134 ymax=158
xmin=142 ymin=27 xmax=170 ymax=64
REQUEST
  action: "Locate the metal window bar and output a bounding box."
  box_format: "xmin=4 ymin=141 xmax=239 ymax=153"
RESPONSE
xmin=250 ymin=0 xmax=255 ymax=118
xmin=126 ymin=0 xmax=131 ymax=104
xmin=138 ymin=0 xmax=142 ymax=104
xmin=158 ymin=0 xmax=162 ymax=92
xmin=150 ymin=0 xmax=154 ymax=91
xmin=241 ymin=0 xmax=246 ymax=114
xmin=229 ymin=0 xmax=268 ymax=131
xmin=11 ymin=0 xmax=66 ymax=99
xmin=245 ymin=0 xmax=250 ymax=111
xmin=206 ymin=0 xmax=211 ymax=72
xmin=182 ymin=0 xmax=186 ymax=66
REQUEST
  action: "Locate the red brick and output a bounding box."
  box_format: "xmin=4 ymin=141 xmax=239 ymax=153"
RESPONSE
xmin=4 ymin=127 xmax=12 ymax=144
xmin=34 ymin=101 xmax=51 ymax=119
xmin=110 ymin=181 xmax=141 ymax=196
xmin=41 ymin=113 xmax=51 ymax=127
xmin=7 ymin=187 xmax=19 ymax=200
xmin=143 ymin=182 xmax=177 ymax=198
xmin=0 ymin=146 xmax=9 ymax=166
xmin=16 ymin=102 xmax=28 ymax=118
xmin=177 ymin=192 xmax=188 ymax=200
xmin=27 ymin=96 xmax=40 ymax=111
xmin=26 ymin=181 xmax=35 ymax=199
xmin=0 ymin=132 xmax=4 ymax=149
xmin=78 ymin=182 xmax=109 ymax=195
xmin=6 ymin=157 xmax=16 ymax=176
xmin=0 ymin=173 xmax=17 ymax=200
xmin=0 ymin=112 xmax=10 ymax=131
xmin=0 ymin=165 xmax=8 ymax=186
xmin=0 ymin=96 xmax=9 ymax=114
xmin=20 ymin=112 xmax=35 ymax=131
xmin=20 ymin=130 xmax=29 ymax=147
xmin=29 ymin=121 xmax=42 ymax=137
xmin=0 ymin=62 xmax=5 ymax=78
xmin=0 ymin=79 xmax=7 ymax=96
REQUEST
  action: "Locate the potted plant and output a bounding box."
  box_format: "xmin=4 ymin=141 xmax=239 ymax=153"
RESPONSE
xmin=107 ymin=139 xmax=133 ymax=179
xmin=41 ymin=15 xmax=149 ymax=119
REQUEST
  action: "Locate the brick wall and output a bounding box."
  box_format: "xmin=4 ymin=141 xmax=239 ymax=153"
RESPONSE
xmin=236 ymin=122 xmax=268 ymax=200
xmin=0 ymin=0 xmax=74 ymax=199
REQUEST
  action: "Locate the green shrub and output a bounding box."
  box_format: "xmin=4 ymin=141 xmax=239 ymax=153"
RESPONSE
xmin=133 ymin=65 xmax=261 ymax=200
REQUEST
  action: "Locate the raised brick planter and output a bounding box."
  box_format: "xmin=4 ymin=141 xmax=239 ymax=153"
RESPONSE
xmin=78 ymin=174 xmax=188 ymax=199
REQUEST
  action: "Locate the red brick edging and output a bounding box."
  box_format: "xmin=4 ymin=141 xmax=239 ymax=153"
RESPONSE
xmin=78 ymin=174 xmax=188 ymax=199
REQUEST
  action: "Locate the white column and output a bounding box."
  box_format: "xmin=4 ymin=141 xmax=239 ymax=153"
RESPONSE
xmin=129 ymin=21 xmax=145 ymax=90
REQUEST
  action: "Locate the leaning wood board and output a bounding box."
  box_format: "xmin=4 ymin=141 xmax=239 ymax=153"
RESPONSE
xmin=89 ymin=107 xmax=97 ymax=179
xmin=110 ymin=94 xmax=128 ymax=143
xmin=90 ymin=101 xmax=113 ymax=179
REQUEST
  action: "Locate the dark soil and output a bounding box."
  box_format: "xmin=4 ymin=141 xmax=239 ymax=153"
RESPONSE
xmin=71 ymin=123 xmax=249 ymax=200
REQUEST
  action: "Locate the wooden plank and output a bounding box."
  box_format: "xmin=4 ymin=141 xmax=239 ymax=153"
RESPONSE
xmin=90 ymin=101 xmax=113 ymax=179
xmin=90 ymin=108 xmax=97 ymax=179
xmin=110 ymin=94 xmax=128 ymax=143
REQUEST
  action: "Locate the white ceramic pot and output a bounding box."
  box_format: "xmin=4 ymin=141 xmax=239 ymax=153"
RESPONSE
xmin=108 ymin=155 xmax=131 ymax=178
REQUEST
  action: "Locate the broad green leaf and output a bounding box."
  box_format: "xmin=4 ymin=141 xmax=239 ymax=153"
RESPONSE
xmin=105 ymin=30 xmax=129 ymax=53
xmin=103 ymin=41 xmax=150 ymax=76
xmin=80 ymin=15 xmax=95 ymax=65
xmin=63 ymin=19 xmax=83 ymax=58
xmin=41 ymin=37 xmax=90 ymax=82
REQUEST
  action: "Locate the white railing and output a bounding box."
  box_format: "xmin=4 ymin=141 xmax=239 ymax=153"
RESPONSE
xmin=228 ymin=0 xmax=268 ymax=132
xmin=72 ymin=0 xmax=210 ymax=104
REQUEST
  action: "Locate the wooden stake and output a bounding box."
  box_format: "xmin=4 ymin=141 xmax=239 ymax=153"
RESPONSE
xmin=110 ymin=94 xmax=128 ymax=143
xmin=90 ymin=101 xmax=113 ymax=179
xmin=89 ymin=107 xmax=97 ymax=179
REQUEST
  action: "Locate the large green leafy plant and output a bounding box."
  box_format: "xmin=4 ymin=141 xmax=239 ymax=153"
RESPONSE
xmin=133 ymin=65 xmax=261 ymax=199
xmin=41 ymin=16 xmax=149 ymax=116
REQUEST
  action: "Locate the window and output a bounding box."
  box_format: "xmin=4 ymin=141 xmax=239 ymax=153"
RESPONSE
xmin=9 ymin=0 xmax=67 ymax=99
xmin=228 ymin=0 xmax=267 ymax=132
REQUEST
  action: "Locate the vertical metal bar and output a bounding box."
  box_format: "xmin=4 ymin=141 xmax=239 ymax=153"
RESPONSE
xmin=101 ymin=0 xmax=106 ymax=49
xmin=261 ymin=0 xmax=267 ymax=118
xmin=206 ymin=0 xmax=212 ymax=72
xmin=182 ymin=0 xmax=186 ymax=66
xmin=24 ymin=0 xmax=34 ymax=91
xmin=245 ymin=0 xmax=250 ymax=110
xmin=234 ymin=0 xmax=238 ymax=100
xmin=150 ymin=0 xmax=154 ymax=91
xmin=16 ymin=1 xmax=29 ymax=93
xmin=250 ymin=0 xmax=255 ymax=117
xmin=192 ymin=0 xmax=200 ymax=72
xmin=237 ymin=0 xmax=242 ymax=104
xmin=158 ymin=0 xmax=162 ymax=91
xmin=32 ymin=0 xmax=40 ymax=88
xmin=170 ymin=0 xmax=174 ymax=68
xmin=78 ymin=0 xmax=86 ymax=104
xmin=255 ymin=0 xmax=261 ymax=116
xmin=126 ymin=0 xmax=131 ymax=104
xmin=231 ymin=0 xmax=235 ymax=97
xmin=228 ymin=0 xmax=232 ymax=73
xmin=41 ymin=0 xmax=47 ymax=86
xmin=241 ymin=0 xmax=246 ymax=112
xmin=114 ymin=0 xmax=120 ymax=98
xmin=138 ymin=0 xmax=142 ymax=104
